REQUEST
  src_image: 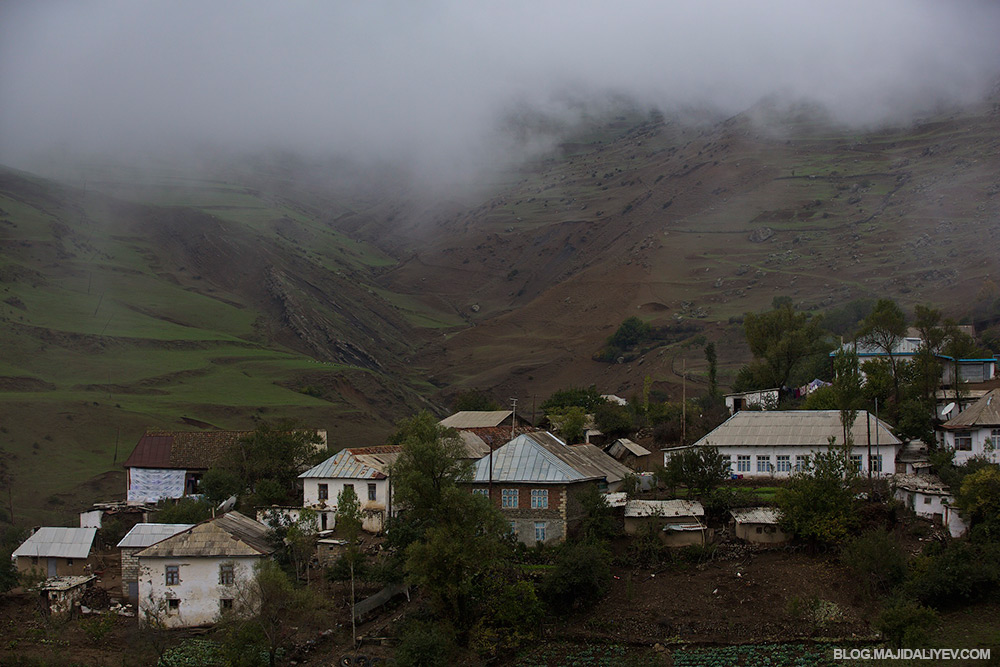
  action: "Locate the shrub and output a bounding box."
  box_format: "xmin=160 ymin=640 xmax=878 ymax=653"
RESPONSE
xmin=876 ymin=599 xmax=938 ymax=649
xmin=540 ymin=542 xmax=611 ymax=612
xmin=393 ymin=619 xmax=459 ymax=667
xmin=841 ymin=529 xmax=907 ymax=600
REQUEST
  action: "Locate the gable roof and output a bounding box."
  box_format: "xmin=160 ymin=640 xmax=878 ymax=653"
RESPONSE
xmin=941 ymin=388 xmax=1000 ymax=429
xmin=116 ymin=523 xmax=194 ymax=549
xmin=123 ymin=430 xmax=252 ymax=470
xmin=625 ymin=499 xmax=704 ymax=518
xmin=13 ymin=527 xmax=97 ymax=560
xmin=692 ymin=410 xmax=900 ymax=448
xmin=299 ymin=446 xmax=401 ymax=480
xmin=606 ymin=438 xmax=652 ymax=459
xmin=136 ymin=511 xmax=274 ymax=558
xmin=472 ymin=431 xmax=623 ymax=484
xmin=440 ymin=411 xmax=514 ymax=428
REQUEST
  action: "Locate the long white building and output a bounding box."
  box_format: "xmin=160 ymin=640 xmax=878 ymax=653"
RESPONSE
xmin=667 ymin=410 xmax=902 ymax=478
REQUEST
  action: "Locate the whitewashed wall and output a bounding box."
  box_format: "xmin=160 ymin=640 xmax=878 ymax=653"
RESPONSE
xmin=302 ymin=477 xmax=390 ymax=533
xmin=138 ymin=556 xmax=260 ymax=628
xmin=665 ymin=443 xmax=900 ymax=478
xmin=941 ymin=428 xmax=1000 ymax=465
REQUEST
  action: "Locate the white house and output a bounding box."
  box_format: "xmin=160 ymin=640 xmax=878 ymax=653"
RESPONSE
xmin=298 ymin=446 xmax=401 ymax=533
xmin=724 ymin=388 xmax=779 ymax=415
xmin=940 ymin=388 xmax=1000 ymax=465
xmin=892 ymin=474 xmax=968 ymax=537
xmin=671 ymin=410 xmax=902 ymax=478
xmin=136 ymin=512 xmax=275 ymax=629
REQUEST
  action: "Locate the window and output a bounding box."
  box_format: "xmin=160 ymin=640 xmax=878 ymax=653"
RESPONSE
xmin=870 ymin=454 xmax=883 ymax=473
xmin=219 ymin=598 xmax=233 ymax=611
xmin=167 ymin=599 xmax=180 ymax=614
xmin=318 ymin=484 xmax=328 ymax=501
xmin=66 ymin=559 xmax=73 ymax=566
xmin=509 ymin=521 xmax=518 ymax=536
xmin=923 ymin=495 xmax=932 ymax=504
xmin=502 ymin=489 xmax=518 ymax=508
xmin=756 ymin=456 xmax=771 ymax=473
xmin=955 ymin=431 xmax=972 ymax=451
xmin=849 ymin=454 xmax=862 ymax=472
xmin=472 ymin=488 xmax=489 ymax=497
xmin=755 ymin=526 xmax=763 ymax=534
xmin=531 ymin=489 xmax=549 ymax=509
xmin=724 ymin=456 xmax=732 ymax=472
xmin=776 ymin=455 xmax=791 ymax=473
xmin=219 ymin=563 xmax=234 ymax=586
xmin=31 ymin=557 xmax=38 ymax=565
xmin=368 ymin=483 xmax=377 ymax=501
xmin=795 ymin=455 xmax=810 ymax=472
xmin=165 ymin=565 xmax=179 ymax=586
xmin=737 ymin=455 xmax=751 ymax=473
xmin=534 ymin=522 xmax=547 ymax=543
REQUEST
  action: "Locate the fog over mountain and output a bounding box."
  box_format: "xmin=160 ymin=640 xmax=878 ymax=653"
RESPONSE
xmin=2 ymin=1 xmax=999 ymax=182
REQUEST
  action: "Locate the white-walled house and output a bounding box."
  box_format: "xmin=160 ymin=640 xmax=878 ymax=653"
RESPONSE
xmin=940 ymin=388 xmax=1000 ymax=465
xmin=670 ymin=410 xmax=902 ymax=478
xmin=892 ymin=474 xmax=968 ymax=537
xmin=299 ymin=446 xmax=401 ymax=533
xmin=724 ymin=388 xmax=779 ymax=415
xmin=136 ymin=512 xmax=274 ymax=629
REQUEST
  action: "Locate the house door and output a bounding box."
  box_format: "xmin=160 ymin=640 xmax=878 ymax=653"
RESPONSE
xmin=128 ymin=581 xmax=138 ymax=601
xmin=47 ymin=559 xmax=57 ymax=577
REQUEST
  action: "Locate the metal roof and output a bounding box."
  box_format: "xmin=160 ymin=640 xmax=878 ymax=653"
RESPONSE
xmin=13 ymin=527 xmax=97 ymax=560
xmin=568 ymin=444 xmax=634 ymax=483
xmin=625 ymin=499 xmax=704 ymax=518
xmin=455 ymin=431 xmax=492 ymax=459
xmin=440 ymin=411 xmax=513 ymax=429
xmin=472 ymin=432 xmax=604 ymax=483
xmin=299 ymin=446 xmax=401 ymax=480
xmin=36 ymin=575 xmax=97 ymax=591
xmin=730 ymin=507 xmax=782 ymax=524
xmin=607 ymin=438 xmax=651 ymax=458
xmin=942 ymin=388 xmax=1000 ymax=428
xmin=136 ymin=511 xmax=274 ymax=558
xmin=603 ymin=492 xmax=628 ymax=508
xmin=116 ymin=523 xmax=194 ymax=549
xmin=692 ymin=410 xmax=900 ymax=448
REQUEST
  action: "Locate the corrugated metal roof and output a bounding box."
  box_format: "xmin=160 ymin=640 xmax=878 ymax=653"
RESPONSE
xmin=116 ymin=523 xmax=194 ymax=549
xmin=625 ymin=499 xmax=704 ymax=518
xmin=942 ymin=388 xmax=1000 ymax=428
xmin=472 ymin=432 xmax=602 ymax=483
xmin=568 ymin=444 xmax=634 ymax=483
xmin=13 ymin=527 xmax=97 ymax=559
xmin=730 ymin=507 xmax=782 ymax=524
xmin=136 ymin=511 xmax=273 ymax=558
xmin=299 ymin=446 xmax=401 ymax=480
xmin=692 ymin=410 xmax=901 ymax=448
xmin=456 ymin=431 xmax=492 ymax=459
xmin=607 ymin=438 xmax=651 ymax=459
xmin=440 ymin=411 xmax=513 ymax=428
xmin=603 ymin=492 xmax=628 ymax=508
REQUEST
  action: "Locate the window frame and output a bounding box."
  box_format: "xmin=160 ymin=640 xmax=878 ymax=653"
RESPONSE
xmin=501 ymin=488 xmax=518 ymax=508
xmin=534 ymin=521 xmax=547 ymax=543
xmin=219 ymin=562 xmax=235 ymax=586
xmin=776 ymin=455 xmax=791 ymax=473
xmin=736 ymin=455 xmax=751 ymax=472
xmin=167 ymin=598 xmax=180 ymax=614
xmin=530 ymin=488 xmax=549 ymax=509
xmin=368 ymin=483 xmax=377 ymax=501
xmin=165 ymin=565 xmax=180 ymax=586
xmin=756 ymin=455 xmax=771 ymax=473
xmin=317 ymin=483 xmax=328 ymax=501
xmin=955 ymin=431 xmax=973 ymax=451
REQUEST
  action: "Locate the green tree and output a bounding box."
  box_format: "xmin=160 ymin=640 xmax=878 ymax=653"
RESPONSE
xmin=776 ymin=448 xmax=858 ymax=547
xmin=232 ymin=421 xmax=323 ymax=504
xmin=451 ymin=390 xmax=501 ymax=412
xmin=548 ymin=406 xmax=587 ymax=444
xmin=336 ymin=485 xmax=363 ymax=646
xmin=831 ymin=346 xmax=862 ymax=457
xmin=736 ymin=301 xmax=827 ymax=390
xmin=665 ymin=447 xmax=730 ymax=496
xmin=540 ymin=386 xmax=605 ymax=412
xmin=539 ymin=541 xmax=612 ymax=612
xmin=152 ymin=497 xmax=213 ymax=524
xmin=223 ymin=559 xmax=312 ymax=667
xmin=200 ymin=468 xmax=243 ymax=506
xmin=607 ymin=316 xmax=652 ymax=349
xmin=593 ymin=401 xmax=633 ymax=438
xmin=575 ymin=485 xmax=618 ymax=543
xmin=877 ymin=599 xmax=939 ymax=649
xmin=856 ymin=299 xmax=907 ymax=419
xmin=956 ymin=466 xmax=1000 ymax=539
xmin=841 ymin=529 xmax=907 ymax=600
xmin=704 ymin=342 xmax=719 ymax=400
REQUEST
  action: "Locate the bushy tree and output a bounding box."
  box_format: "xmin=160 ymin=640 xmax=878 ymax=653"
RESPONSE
xmin=232 ymin=421 xmax=323 ymax=504
xmin=607 ymin=316 xmax=652 ymax=349
xmin=776 ymin=448 xmax=858 ymax=547
xmin=736 ymin=300 xmax=828 ymax=391
xmin=841 ymin=529 xmax=907 ymax=599
xmin=153 ymin=497 xmax=213 ymax=524
xmin=540 ymin=386 xmax=605 ymax=412
xmin=956 ymin=466 xmax=1000 ymax=540
xmin=877 ymin=599 xmax=939 ymax=649
xmin=539 ymin=541 xmax=612 ymax=612
xmin=548 ymin=406 xmax=587 ymax=444
xmin=451 ymin=390 xmax=501 ymax=412
xmin=663 ymin=446 xmax=730 ymax=496
xmin=856 ymin=299 xmax=907 ymax=418
xmin=593 ymin=401 xmax=633 ymax=438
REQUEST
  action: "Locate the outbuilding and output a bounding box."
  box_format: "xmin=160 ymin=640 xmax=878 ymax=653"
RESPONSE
xmin=729 ymin=507 xmax=789 ymax=545
xmin=12 ymin=527 xmax=98 ymax=577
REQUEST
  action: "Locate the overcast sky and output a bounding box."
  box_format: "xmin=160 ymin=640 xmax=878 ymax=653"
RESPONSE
xmin=2 ymin=1 xmax=999 ymax=180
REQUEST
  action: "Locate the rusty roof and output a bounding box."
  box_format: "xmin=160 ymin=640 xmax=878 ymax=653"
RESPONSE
xmin=300 ymin=446 xmax=402 ymax=480
xmin=136 ymin=511 xmax=274 ymax=558
xmin=942 ymin=388 xmax=1000 ymax=428
xmin=123 ymin=430 xmax=252 ymax=470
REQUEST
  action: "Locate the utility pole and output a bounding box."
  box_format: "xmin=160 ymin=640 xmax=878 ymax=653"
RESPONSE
xmin=682 ymin=359 xmax=687 ymax=446
xmin=510 ymin=397 xmax=517 ymax=441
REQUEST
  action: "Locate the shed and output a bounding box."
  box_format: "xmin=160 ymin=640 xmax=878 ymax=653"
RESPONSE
xmin=604 ymin=438 xmax=653 ymax=471
xmin=13 ymin=527 xmax=98 ymax=577
xmin=729 ymin=507 xmax=789 ymax=545
xmin=34 ymin=575 xmax=97 ymax=616
xmin=624 ymin=500 xmax=710 ymax=547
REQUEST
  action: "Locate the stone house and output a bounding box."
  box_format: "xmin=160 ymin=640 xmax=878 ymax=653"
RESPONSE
xmin=136 ymin=512 xmax=275 ymax=629
xmin=117 ymin=523 xmax=193 ymax=602
xmin=467 ymin=431 xmax=631 ymax=545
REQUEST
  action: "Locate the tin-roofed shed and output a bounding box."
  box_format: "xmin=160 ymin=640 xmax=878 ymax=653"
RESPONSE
xmin=729 ymin=507 xmax=789 ymax=545
xmin=13 ymin=527 xmax=97 ymax=577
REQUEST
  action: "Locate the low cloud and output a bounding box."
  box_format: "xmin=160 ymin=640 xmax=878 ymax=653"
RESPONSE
xmin=1 ymin=1 xmax=998 ymax=181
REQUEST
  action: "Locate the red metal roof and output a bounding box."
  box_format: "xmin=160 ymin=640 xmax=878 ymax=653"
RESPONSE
xmin=122 ymin=434 xmax=174 ymax=469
